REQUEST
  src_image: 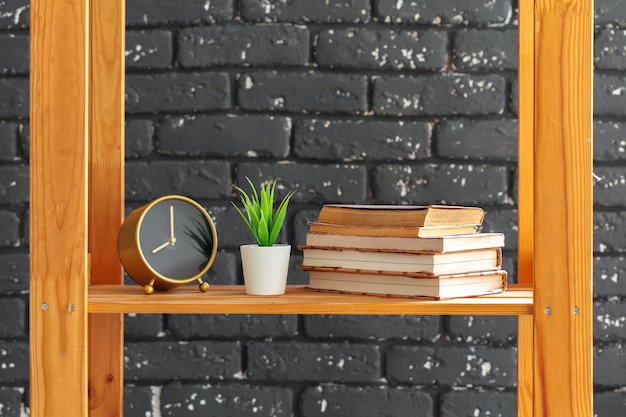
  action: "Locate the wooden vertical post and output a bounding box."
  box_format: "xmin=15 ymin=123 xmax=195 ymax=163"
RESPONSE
xmin=29 ymin=1 xmax=90 ymax=416
xmin=87 ymin=0 xmax=126 ymax=416
xmin=533 ymin=1 xmax=594 ymax=416
xmin=517 ymin=1 xmax=536 ymax=416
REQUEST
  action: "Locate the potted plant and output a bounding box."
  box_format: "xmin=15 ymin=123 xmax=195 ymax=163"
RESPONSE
xmin=231 ymin=177 xmax=295 ymax=295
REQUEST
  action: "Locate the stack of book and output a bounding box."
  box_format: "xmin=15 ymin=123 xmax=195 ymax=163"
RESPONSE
xmin=299 ymin=204 xmax=507 ymax=299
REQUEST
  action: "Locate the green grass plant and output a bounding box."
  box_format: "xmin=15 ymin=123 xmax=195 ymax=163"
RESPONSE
xmin=231 ymin=177 xmax=295 ymax=246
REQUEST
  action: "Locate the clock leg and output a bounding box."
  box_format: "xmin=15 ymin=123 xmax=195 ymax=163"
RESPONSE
xmin=197 ymin=278 xmax=210 ymax=292
xmin=143 ymin=278 xmax=156 ymax=295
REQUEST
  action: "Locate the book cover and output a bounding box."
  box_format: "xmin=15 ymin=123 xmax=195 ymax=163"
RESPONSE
xmin=308 ymin=222 xmax=480 ymax=237
xmin=299 ymin=246 xmax=502 ymax=276
xmin=303 ymin=267 xmax=508 ymax=299
xmin=317 ymin=204 xmax=485 ymax=227
xmin=305 ymin=232 xmax=504 ymax=253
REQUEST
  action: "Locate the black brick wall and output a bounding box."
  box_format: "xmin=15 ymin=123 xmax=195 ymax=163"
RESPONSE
xmin=1 ymin=0 xmax=624 ymax=415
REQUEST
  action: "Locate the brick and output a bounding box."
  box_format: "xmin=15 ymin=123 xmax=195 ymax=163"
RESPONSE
xmin=294 ymin=119 xmax=431 ymax=161
xmin=0 ymin=122 xmax=19 ymax=161
xmin=303 ymin=315 xmax=441 ymax=341
xmin=0 ymin=78 xmax=28 ymax=118
xmin=124 ymin=341 xmax=241 ymax=382
xmin=238 ymin=71 xmax=368 ymax=114
xmin=293 ymin=209 xmax=322 ymax=247
xmin=594 ymin=255 xmax=626 ymax=297
xmin=0 ymin=210 xmax=20 ymax=248
xmin=595 ymin=29 xmax=626 ymax=70
xmin=125 ymin=160 xmax=231 ymax=201
xmin=240 ymin=0 xmax=370 ymax=23
xmin=316 ymin=28 xmax=447 ymax=70
xmin=205 ymin=248 xmax=239 ymax=284
xmin=440 ymin=390 xmax=516 ymax=417
xmin=0 ymin=342 xmax=28 ymax=382
xmin=386 ymin=345 xmax=516 ymax=386
xmin=160 ymin=383 xmax=293 ymax=417
xmin=595 ymin=299 xmax=626 ymax=341
xmin=595 ymin=0 xmax=626 ymax=26
xmin=594 ymin=211 xmax=626 ymax=253
xmin=594 ymin=166 xmax=626 ymax=206
xmin=435 ymin=119 xmax=517 ymax=161
xmin=126 ymin=30 xmax=173 ymax=69
xmin=158 ymin=115 xmax=291 ymax=157
xmin=125 ymin=313 xmax=164 ymax=339
xmin=594 ymin=74 xmax=626 ymax=117
xmin=0 ymin=387 xmax=24 ymax=416
xmin=373 ymin=75 xmax=506 ymax=116
xmin=125 ymin=119 xmax=154 ymax=158
xmin=18 ymin=122 xmax=28 ymax=159
xmin=300 ymin=385 xmax=434 ymax=417
xmin=211 ymin=205 xmax=256 ymax=249
xmin=0 ymin=165 xmax=28 ymax=204
xmin=289 ymin=251 xmax=309 ymax=284
xmin=446 ymin=316 xmax=517 ymax=344
xmin=168 ymin=314 xmax=298 ymax=339
xmin=292 ymin=252 xmax=310 ymax=283
xmin=126 ymin=72 xmax=230 ymax=114
xmin=509 ymin=76 xmax=519 ymax=116
xmin=247 ymin=341 xmax=381 ymax=382
xmin=126 ymin=0 xmax=233 ymax=26
xmin=372 ymin=163 xmax=509 ymax=205
xmin=501 ymin=252 xmax=516 ymax=283
xmin=235 ymin=162 xmax=368 ymax=203
xmin=594 ymin=120 xmax=626 ymax=161
xmin=454 ymin=29 xmax=518 ymax=71
xmin=0 ymin=0 xmax=29 ymax=28
xmin=594 ymin=391 xmax=626 ymax=417
xmin=375 ymin=0 xmax=513 ymax=25
xmin=481 ymin=208 xmax=517 ymax=251
xmin=595 ymin=344 xmax=626 ymax=386
xmin=179 ymin=25 xmax=309 ymax=67
xmin=124 ymin=385 xmax=153 ymax=417
xmin=0 ymin=33 xmax=29 ymax=74
xmin=0 ymin=297 xmax=25 ymax=337
xmin=0 ymin=253 xmax=28 ymax=294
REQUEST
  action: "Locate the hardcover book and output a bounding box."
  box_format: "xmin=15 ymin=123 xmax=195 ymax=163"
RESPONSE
xmin=308 ymin=222 xmax=480 ymax=237
xmin=300 ymin=246 xmax=502 ymax=276
xmin=317 ymin=204 xmax=485 ymax=227
xmin=304 ymin=267 xmax=507 ymax=299
xmin=305 ymin=232 xmax=504 ymax=253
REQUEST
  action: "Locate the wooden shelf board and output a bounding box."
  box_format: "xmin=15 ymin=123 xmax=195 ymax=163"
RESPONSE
xmin=88 ymin=284 xmax=533 ymax=315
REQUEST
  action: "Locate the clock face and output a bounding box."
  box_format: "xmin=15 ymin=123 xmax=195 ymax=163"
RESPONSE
xmin=138 ymin=198 xmax=215 ymax=280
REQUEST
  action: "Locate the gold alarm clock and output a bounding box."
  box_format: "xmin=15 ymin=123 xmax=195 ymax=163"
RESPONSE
xmin=118 ymin=195 xmax=218 ymax=294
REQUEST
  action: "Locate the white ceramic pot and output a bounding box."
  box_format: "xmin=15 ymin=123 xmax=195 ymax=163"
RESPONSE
xmin=240 ymin=244 xmax=291 ymax=295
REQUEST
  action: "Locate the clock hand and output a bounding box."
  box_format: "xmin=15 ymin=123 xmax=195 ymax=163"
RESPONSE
xmin=170 ymin=205 xmax=176 ymax=243
xmin=152 ymin=240 xmax=171 ymax=254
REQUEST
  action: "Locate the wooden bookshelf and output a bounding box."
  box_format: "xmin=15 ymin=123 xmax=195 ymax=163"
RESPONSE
xmin=29 ymin=0 xmax=593 ymax=416
xmin=88 ymin=284 xmax=534 ymax=315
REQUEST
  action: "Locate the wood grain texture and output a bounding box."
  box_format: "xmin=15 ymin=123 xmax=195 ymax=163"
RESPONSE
xmin=87 ymin=1 xmax=125 ymax=416
xmin=89 ymin=0 xmax=124 ymax=281
xmin=533 ymin=0 xmax=594 ymax=416
xmin=517 ymin=314 xmax=535 ymax=417
xmin=517 ymin=3 xmax=535 ymax=415
xmin=29 ymin=0 xmax=89 ymax=416
xmin=88 ymin=284 xmax=534 ymax=315
xmin=518 ymin=0 xmax=535 ymax=285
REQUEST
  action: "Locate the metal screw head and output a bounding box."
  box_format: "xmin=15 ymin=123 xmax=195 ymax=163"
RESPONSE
xmin=573 ymin=307 xmax=579 ymax=315
xmin=544 ymin=307 xmax=551 ymax=315
xmin=42 ymin=303 xmax=49 ymax=310
xmin=69 ymin=304 xmax=75 ymax=312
